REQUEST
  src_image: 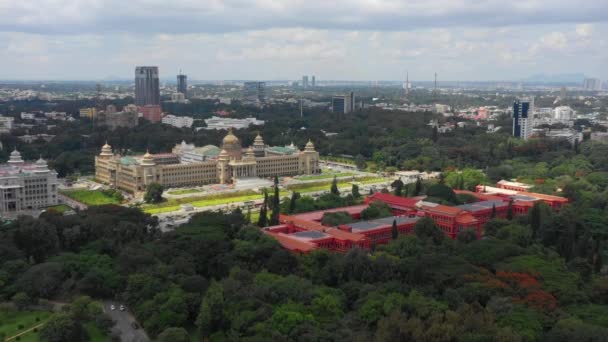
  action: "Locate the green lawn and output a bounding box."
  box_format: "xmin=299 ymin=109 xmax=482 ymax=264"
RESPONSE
xmin=287 ymin=177 xmax=387 ymax=194
xmin=0 ymin=309 xmax=52 ymax=341
xmin=143 ymin=190 xmax=289 ymax=214
xmin=45 ymin=204 xmax=73 ymax=214
xmin=60 ymin=189 xmax=121 ymax=206
xmin=295 ymin=172 xmax=355 ymax=181
xmin=84 ymin=322 xmax=109 ymax=341
xmin=166 ymin=188 xmax=204 ymax=195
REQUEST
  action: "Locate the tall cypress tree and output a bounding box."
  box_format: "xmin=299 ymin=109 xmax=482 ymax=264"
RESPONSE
xmin=414 ymin=178 xmax=423 ymax=196
xmin=392 ymin=219 xmax=399 ymax=239
xmin=331 ymin=176 xmax=340 ymax=195
xmin=491 ymin=204 xmax=496 ymax=219
xmin=257 ymin=190 xmax=268 ymax=227
xmin=506 ymin=199 xmax=514 ymax=220
xmin=270 ymin=176 xmax=280 ymax=225
xmin=351 ymin=184 xmax=360 ymax=199
xmin=288 ymin=191 xmax=299 ymax=214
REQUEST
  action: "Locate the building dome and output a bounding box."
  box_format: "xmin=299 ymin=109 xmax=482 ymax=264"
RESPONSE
xmin=8 ymin=148 xmax=24 ymax=164
xmin=100 ymin=142 xmax=113 ymax=157
xmin=218 ymin=149 xmax=230 ymax=161
xmin=141 ymin=150 xmax=155 ymax=166
xmin=222 ymin=128 xmax=240 ymax=145
xmin=304 ymin=139 xmax=315 ymax=151
xmin=254 ymin=132 xmax=264 ymax=145
xmin=222 ymin=128 xmax=242 ymax=160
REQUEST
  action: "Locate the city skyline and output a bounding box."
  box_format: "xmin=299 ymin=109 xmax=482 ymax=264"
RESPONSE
xmin=1 ymin=1 xmax=608 ymax=81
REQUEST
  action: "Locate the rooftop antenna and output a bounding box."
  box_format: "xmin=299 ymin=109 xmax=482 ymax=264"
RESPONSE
xmin=300 ymin=95 xmax=303 ymax=118
xmin=405 ymin=71 xmax=409 ymax=98
xmin=434 ymin=72 xmax=438 ymax=100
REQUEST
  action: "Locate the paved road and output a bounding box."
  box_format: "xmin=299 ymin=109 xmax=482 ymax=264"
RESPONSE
xmin=103 ymin=301 xmax=149 ymax=342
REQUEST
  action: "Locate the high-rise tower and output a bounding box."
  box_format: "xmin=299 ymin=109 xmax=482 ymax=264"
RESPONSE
xmin=135 ymin=66 xmax=160 ymax=106
xmin=177 ymin=73 xmax=187 ymax=98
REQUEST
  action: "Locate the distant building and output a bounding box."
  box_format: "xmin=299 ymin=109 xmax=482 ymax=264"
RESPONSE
xmin=553 ymin=106 xmax=574 ymax=120
xmin=332 ymin=92 xmax=355 ymax=114
xmin=513 ymin=98 xmax=534 ymax=140
xmin=95 ymin=131 xmax=319 ymax=192
xmin=162 ymin=114 xmax=194 ymax=128
xmin=0 ymin=116 xmax=15 ymax=133
xmin=135 ymin=66 xmax=160 ymax=106
xmin=243 ymin=82 xmax=266 ymax=103
xmin=311 ymin=75 xmax=316 ymax=88
xmin=79 ymin=107 xmax=98 ymax=120
xmin=18 ymin=134 xmax=55 ymax=143
xmin=583 ymin=78 xmax=602 ymax=91
xmin=171 ymin=92 xmax=187 ymax=102
xmin=20 ymin=112 xmax=36 ymax=120
xmin=105 ymin=104 xmax=117 ymax=115
xmin=302 ymin=76 xmax=309 ymax=88
xmin=590 ymin=132 xmax=608 ymax=143
xmin=139 ymin=105 xmax=162 ymax=123
xmin=177 ymin=74 xmax=187 ymax=98
xmin=0 ymin=150 xmax=58 ymax=215
xmin=203 ymin=116 xmax=264 ymax=130
xmin=105 ymin=108 xmax=139 ymax=130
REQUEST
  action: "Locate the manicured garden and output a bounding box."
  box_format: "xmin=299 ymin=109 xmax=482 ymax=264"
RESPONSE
xmin=143 ymin=189 xmax=289 ymax=214
xmin=60 ymin=189 xmax=123 ymax=206
xmin=45 ymin=204 xmax=73 ymax=214
xmin=295 ymin=171 xmax=355 ymax=181
xmin=166 ymin=188 xmax=205 ymax=195
xmin=0 ymin=309 xmax=51 ymax=342
xmin=286 ymin=176 xmax=387 ymax=194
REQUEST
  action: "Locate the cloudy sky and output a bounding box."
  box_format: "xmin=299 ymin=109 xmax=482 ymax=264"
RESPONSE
xmin=1 ymin=0 xmax=607 ymax=81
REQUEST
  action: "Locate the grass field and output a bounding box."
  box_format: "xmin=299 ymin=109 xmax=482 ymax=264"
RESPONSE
xmin=295 ymin=172 xmax=355 ymax=181
xmin=287 ymin=177 xmax=387 ymax=194
xmin=60 ymin=189 xmax=121 ymax=206
xmin=143 ymin=190 xmax=289 ymax=214
xmin=0 ymin=309 xmax=52 ymax=341
xmin=45 ymin=204 xmax=73 ymax=214
xmin=166 ymin=188 xmax=204 ymax=195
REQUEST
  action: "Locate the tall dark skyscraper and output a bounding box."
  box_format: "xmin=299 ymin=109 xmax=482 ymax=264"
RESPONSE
xmin=177 ymin=73 xmax=187 ymax=98
xmin=512 ymin=97 xmax=534 ymax=140
xmin=135 ymin=66 xmax=160 ymax=106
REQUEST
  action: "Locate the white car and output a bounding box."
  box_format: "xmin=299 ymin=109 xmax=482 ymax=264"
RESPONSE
xmin=110 ymin=304 xmax=116 ymax=311
xmin=120 ymin=305 xmax=125 ymax=311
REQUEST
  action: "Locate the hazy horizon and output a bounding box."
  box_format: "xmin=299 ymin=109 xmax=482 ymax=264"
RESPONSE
xmin=1 ymin=1 xmax=607 ymax=81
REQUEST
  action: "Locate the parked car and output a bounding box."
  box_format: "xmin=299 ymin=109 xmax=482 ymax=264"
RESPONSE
xmin=119 ymin=305 xmax=125 ymax=311
xmin=110 ymin=304 xmax=115 ymax=311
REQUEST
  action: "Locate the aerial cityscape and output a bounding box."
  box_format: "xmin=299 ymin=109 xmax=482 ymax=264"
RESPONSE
xmin=1 ymin=1 xmax=608 ymax=341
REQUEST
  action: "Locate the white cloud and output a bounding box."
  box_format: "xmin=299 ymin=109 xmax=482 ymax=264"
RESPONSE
xmin=576 ymin=23 xmax=594 ymax=37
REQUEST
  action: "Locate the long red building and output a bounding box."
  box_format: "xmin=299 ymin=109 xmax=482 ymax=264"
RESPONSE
xmin=263 ymin=182 xmax=568 ymax=254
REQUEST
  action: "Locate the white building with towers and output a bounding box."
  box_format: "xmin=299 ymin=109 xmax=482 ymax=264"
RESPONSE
xmin=0 ymin=149 xmax=58 ymax=215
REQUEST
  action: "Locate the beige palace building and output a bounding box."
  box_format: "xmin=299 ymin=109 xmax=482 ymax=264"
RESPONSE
xmin=95 ymin=130 xmax=320 ymax=193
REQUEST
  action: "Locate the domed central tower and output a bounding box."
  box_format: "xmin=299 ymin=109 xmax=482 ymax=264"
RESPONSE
xmin=222 ymin=128 xmax=242 ymax=160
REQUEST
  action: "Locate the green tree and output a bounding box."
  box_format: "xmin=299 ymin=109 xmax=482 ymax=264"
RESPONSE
xmin=361 ymin=202 xmax=393 ymax=220
xmin=352 ymin=184 xmax=361 ymax=199
xmin=507 ymin=200 xmax=514 ymax=220
xmin=321 ymin=212 xmax=354 ymax=226
xmin=391 ymin=179 xmax=404 ymax=196
xmin=257 ymin=190 xmax=268 ymax=227
xmin=331 ymin=176 xmax=340 ymax=195
xmin=270 ymin=176 xmax=280 ymax=225
xmin=355 ymin=154 xmax=367 ymax=170
xmin=196 ymin=281 xmax=225 ymax=338
xmin=288 ymin=191 xmax=300 ymax=213
xmin=12 ymin=292 xmax=31 ymax=310
xmin=414 ymin=217 xmax=444 ymax=244
xmin=391 ymin=219 xmax=398 ymax=239
xmin=144 ymin=183 xmax=164 ymax=203
xmin=491 ymin=204 xmax=496 ymax=218
xmin=39 ymin=313 xmax=84 ymax=342
xmin=413 ymin=178 xmax=423 ymax=196
xmin=157 ymin=327 xmax=190 ymax=342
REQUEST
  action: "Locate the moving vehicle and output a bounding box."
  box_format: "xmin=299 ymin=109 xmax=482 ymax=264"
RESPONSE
xmin=110 ymin=304 xmax=115 ymax=311
xmin=120 ymin=304 xmax=125 ymax=311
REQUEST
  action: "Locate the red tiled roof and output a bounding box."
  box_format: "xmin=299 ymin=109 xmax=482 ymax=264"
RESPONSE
xmin=455 ymin=213 xmax=478 ymax=224
xmin=421 ymin=203 xmax=463 ymax=216
xmin=280 ymin=215 xmax=326 ymax=231
xmin=454 ymin=190 xmax=505 ymax=202
xmin=325 ymin=228 xmax=367 ymax=242
xmin=366 ymin=193 xmax=419 ymax=209
xmin=518 ymin=191 xmax=568 ymax=203
xmin=265 ymin=232 xmax=318 ymax=252
xmin=291 ymin=204 xmax=369 ymax=221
